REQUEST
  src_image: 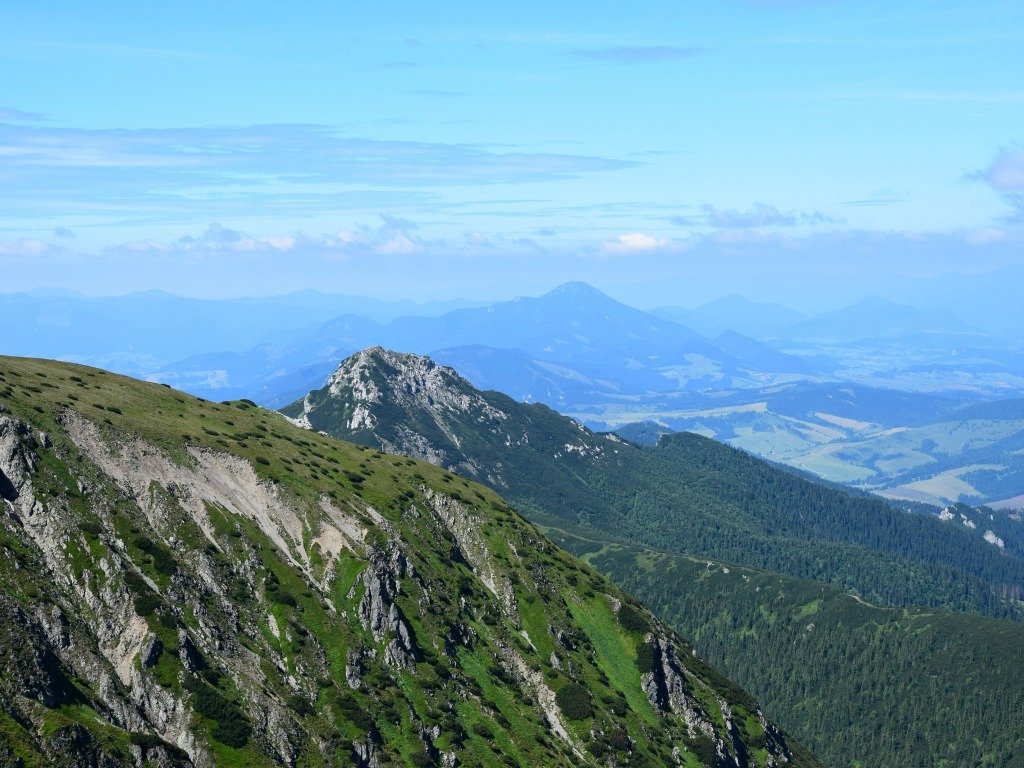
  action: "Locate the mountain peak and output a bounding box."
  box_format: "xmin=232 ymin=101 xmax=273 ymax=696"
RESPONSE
xmin=286 ymin=347 xmax=500 ymax=456
xmin=541 ymin=281 xmax=614 ymax=302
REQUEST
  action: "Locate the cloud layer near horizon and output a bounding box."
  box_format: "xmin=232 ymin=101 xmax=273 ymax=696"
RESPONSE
xmin=0 ymin=121 xmax=637 ymax=229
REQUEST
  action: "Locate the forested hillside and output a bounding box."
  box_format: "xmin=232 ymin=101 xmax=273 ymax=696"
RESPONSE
xmin=285 ymin=348 xmax=1024 ymax=618
xmin=552 ymin=526 xmax=1024 ymax=768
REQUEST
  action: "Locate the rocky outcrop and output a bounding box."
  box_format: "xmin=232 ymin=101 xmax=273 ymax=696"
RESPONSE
xmin=353 ymin=543 xmax=420 ymax=669
xmin=0 ymin=414 xmax=37 ymax=506
xmin=426 ymin=488 xmax=518 ymax=619
xmin=642 ymin=636 xmax=718 ymax=739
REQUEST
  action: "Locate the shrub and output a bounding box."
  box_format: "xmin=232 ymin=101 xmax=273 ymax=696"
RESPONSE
xmin=636 ymin=641 xmax=657 ymax=673
xmin=334 ymin=691 xmax=373 ymax=731
xmin=617 ymin=603 xmax=650 ymax=634
xmin=685 ymin=736 xmax=717 ymax=764
xmin=409 ymin=747 xmax=433 ymax=767
xmin=185 ymin=677 xmax=251 ymax=748
xmin=133 ymin=593 xmax=161 ymax=616
xmin=555 ymin=682 xmax=593 ymax=720
xmin=608 ymin=728 xmax=631 ymax=751
xmin=288 ymin=694 xmax=314 ymax=717
xmin=471 ymin=721 xmax=495 ymax=738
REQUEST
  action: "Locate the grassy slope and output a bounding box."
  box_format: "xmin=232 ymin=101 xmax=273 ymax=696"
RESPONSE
xmin=0 ymin=356 xmax=814 ymax=768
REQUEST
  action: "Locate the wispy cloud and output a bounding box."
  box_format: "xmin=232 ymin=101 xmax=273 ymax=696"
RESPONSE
xmin=971 ymin=145 xmax=1024 ymax=221
xmin=573 ymin=45 xmax=707 ymax=63
xmin=0 ymin=107 xmax=46 ymax=122
xmin=404 ymin=89 xmax=467 ymax=98
xmin=841 ymin=197 xmax=906 ymax=207
xmin=673 ymin=203 xmax=839 ymax=228
xmin=19 ymin=40 xmax=211 ymax=61
xmin=0 ymin=237 xmax=62 ymax=258
xmin=0 ymin=122 xmax=637 ymax=225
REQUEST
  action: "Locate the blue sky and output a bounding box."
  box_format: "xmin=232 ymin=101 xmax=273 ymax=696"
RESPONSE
xmin=1 ymin=0 xmax=1022 ymax=307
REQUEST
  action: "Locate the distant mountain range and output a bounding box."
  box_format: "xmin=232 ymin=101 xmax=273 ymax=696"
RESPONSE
xmin=6 ymin=280 xmax=1024 ymax=504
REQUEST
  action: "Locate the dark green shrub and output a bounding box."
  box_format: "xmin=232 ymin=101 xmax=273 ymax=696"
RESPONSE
xmin=471 ymin=721 xmax=494 ymax=738
xmin=409 ymin=747 xmax=433 ymax=767
xmin=288 ymin=694 xmax=314 ymax=716
xmin=274 ymin=589 xmax=297 ymax=607
xmin=685 ymin=736 xmax=716 ymax=764
xmin=555 ymin=682 xmax=593 ymax=720
xmin=636 ymin=641 xmax=657 ymax=673
xmin=608 ymin=728 xmax=631 ymax=751
xmin=185 ymin=677 xmax=250 ymax=748
xmin=618 ymin=603 xmax=650 ymax=634
xmin=133 ymin=593 xmax=161 ymax=616
xmin=334 ymin=691 xmax=374 ymax=732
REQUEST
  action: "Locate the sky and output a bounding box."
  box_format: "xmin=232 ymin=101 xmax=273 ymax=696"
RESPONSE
xmin=1 ymin=0 xmax=1022 ymax=308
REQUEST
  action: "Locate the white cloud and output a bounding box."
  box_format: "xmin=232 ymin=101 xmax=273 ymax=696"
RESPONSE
xmin=971 ymin=146 xmax=1024 ymax=221
xmin=976 ymin=146 xmax=1024 ymax=191
xmin=0 ymin=238 xmax=61 ymax=258
xmin=375 ymin=232 xmax=423 ymax=255
xmin=965 ymin=228 xmax=1008 ymax=245
xmin=600 ymin=232 xmax=667 ymax=254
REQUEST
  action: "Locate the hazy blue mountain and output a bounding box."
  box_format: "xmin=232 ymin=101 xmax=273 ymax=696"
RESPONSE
xmin=711 ymin=330 xmax=828 ymax=376
xmin=386 ymin=281 xmax=720 ymax=362
xmin=786 ymin=296 xmax=979 ymax=342
xmin=878 ymin=264 xmax=1024 ymax=339
xmin=429 ymin=345 xmax=624 ymax=407
xmin=0 ymin=290 xmax=481 ymax=371
xmin=652 ymin=295 xmax=808 ymax=338
xmin=153 ymin=282 xmax=822 ymax=405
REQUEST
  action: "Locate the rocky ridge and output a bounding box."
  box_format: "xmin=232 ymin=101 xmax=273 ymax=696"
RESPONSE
xmin=0 ymin=356 xmax=816 ymax=767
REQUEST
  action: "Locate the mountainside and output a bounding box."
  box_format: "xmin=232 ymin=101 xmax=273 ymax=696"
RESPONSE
xmin=284 ymin=348 xmax=1024 ymax=619
xmin=549 ymin=525 xmax=1024 ymax=768
xmin=0 ymin=356 xmax=813 ymax=768
xmin=282 ymin=347 xmax=1024 ymax=767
